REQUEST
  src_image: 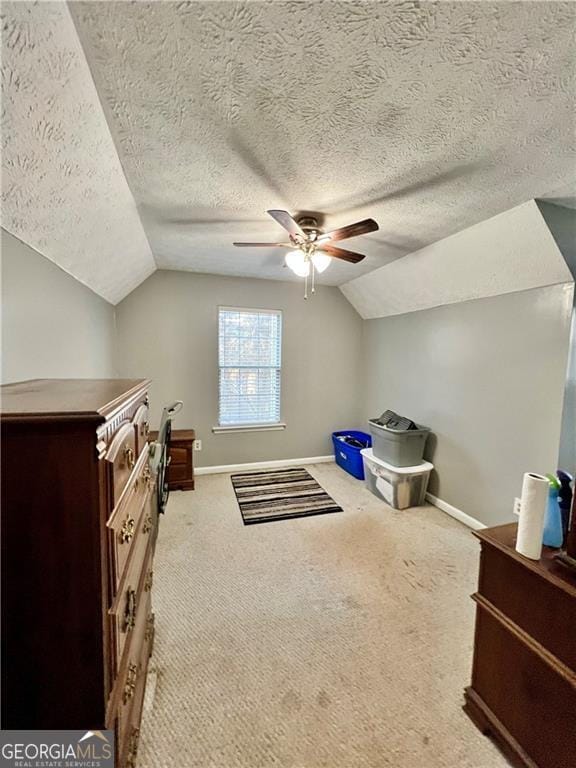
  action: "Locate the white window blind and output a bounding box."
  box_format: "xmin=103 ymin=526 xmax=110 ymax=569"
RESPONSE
xmin=218 ymin=307 xmax=282 ymax=426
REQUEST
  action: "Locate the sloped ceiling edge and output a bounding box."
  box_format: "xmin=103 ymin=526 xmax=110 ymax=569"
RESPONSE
xmin=1 ymin=1 xmax=156 ymax=305
xmin=340 ymin=200 xmax=574 ymax=320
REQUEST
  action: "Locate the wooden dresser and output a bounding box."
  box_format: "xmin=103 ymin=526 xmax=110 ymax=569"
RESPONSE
xmin=1 ymin=379 xmax=157 ymax=768
xmin=464 ymin=523 xmax=576 ymax=768
xmin=150 ymin=428 xmax=195 ymax=491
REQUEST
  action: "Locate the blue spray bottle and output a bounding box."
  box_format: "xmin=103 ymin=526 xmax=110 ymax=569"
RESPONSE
xmin=542 ymin=474 xmax=563 ymax=548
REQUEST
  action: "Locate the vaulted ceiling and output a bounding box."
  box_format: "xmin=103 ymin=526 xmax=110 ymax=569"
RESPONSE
xmin=1 ymin=1 xmax=156 ymax=303
xmin=2 ymin=1 xmax=575 ymax=303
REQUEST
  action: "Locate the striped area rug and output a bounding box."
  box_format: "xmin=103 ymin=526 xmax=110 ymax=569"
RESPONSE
xmin=231 ymin=467 xmax=343 ymax=525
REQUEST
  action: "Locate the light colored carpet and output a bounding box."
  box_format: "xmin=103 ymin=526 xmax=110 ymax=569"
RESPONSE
xmin=138 ymin=462 xmax=508 ymax=768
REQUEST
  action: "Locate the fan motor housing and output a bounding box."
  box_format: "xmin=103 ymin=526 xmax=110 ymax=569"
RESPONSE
xmin=296 ymin=216 xmax=322 ymax=238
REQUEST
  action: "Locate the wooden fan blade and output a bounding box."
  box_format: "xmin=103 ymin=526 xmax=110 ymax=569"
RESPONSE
xmin=267 ymin=210 xmax=305 ymax=239
xmin=322 ymin=218 xmax=379 ymax=242
xmin=319 ymin=244 xmax=366 ymax=264
xmin=233 ymin=242 xmax=293 ymax=248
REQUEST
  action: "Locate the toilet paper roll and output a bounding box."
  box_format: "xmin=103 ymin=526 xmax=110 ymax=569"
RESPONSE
xmin=516 ymin=472 xmax=549 ymax=560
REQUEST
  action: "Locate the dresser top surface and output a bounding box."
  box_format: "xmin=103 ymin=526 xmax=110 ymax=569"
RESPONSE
xmin=0 ymin=378 xmax=150 ymax=421
xmin=475 ymin=523 xmax=576 ymax=596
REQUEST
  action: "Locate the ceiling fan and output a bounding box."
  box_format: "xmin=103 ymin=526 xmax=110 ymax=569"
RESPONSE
xmin=233 ymin=210 xmax=379 ymax=298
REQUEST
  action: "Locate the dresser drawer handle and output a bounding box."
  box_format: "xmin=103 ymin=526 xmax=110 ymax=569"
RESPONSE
xmin=124 ymin=445 xmax=135 ymax=470
xmin=133 ymin=465 xmax=150 ymax=495
xmin=123 ymin=589 xmax=137 ymax=632
xmin=119 ymin=517 xmax=135 ymax=544
xmin=144 ymin=570 xmax=153 ymax=592
xmin=143 ymin=465 xmax=154 ymax=492
xmin=143 ymin=515 xmax=153 ymax=535
xmin=145 ymin=613 xmax=155 ymax=644
xmin=126 ymin=728 xmax=140 ymax=768
xmin=122 ymin=662 xmax=138 ymax=705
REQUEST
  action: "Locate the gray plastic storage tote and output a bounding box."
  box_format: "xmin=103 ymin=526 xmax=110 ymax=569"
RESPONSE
xmin=369 ymin=415 xmax=430 ymax=467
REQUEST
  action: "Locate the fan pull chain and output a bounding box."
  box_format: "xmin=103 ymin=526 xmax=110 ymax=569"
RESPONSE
xmin=311 ymin=262 xmax=316 ymax=294
xmin=304 ymin=270 xmax=308 ymax=300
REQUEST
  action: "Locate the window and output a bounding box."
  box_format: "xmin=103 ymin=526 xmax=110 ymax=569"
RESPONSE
xmin=218 ymin=307 xmax=282 ymax=427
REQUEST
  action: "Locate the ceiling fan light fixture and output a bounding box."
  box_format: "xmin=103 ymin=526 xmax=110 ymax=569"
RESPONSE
xmin=285 ymin=250 xmax=310 ymax=277
xmin=311 ymin=251 xmax=331 ymax=273
xmin=234 ymin=210 xmax=377 ymax=298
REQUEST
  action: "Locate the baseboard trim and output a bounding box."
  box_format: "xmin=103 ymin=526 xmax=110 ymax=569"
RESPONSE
xmin=196 ymin=455 xmax=334 ymax=476
xmin=426 ymin=492 xmax=486 ymax=530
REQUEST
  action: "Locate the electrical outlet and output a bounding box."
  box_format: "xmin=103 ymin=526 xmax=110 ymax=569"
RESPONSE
xmin=513 ymin=497 xmax=522 ymax=516
xmin=193 ymin=439 xmax=202 ymax=451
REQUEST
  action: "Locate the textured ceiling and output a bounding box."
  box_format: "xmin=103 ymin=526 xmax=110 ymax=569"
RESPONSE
xmin=69 ymin=0 xmax=576 ymax=287
xmin=1 ymin=2 xmax=575 ymax=301
xmin=1 ymin=1 xmax=156 ymax=303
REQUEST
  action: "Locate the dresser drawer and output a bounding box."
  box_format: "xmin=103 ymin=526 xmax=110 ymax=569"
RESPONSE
xmin=110 ymin=531 xmax=154 ymax=672
xmin=478 ymin=542 xmax=576 ymax=671
xmin=148 ymin=428 xmax=195 ymax=492
xmin=143 ymin=476 xmax=159 ymax=551
xmin=128 ymin=617 xmax=154 ymax=768
xmin=117 ymin=612 xmax=155 ymax=767
xmin=169 ymin=446 xmax=187 ymax=466
xmin=105 ymin=422 xmax=139 ymax=507
xmin=115 ymin=587 xmax=152 ymax=764
xmin=121 ymin=652 xmax=149 ymax=768
xmin=472 ymin=599 xmax=576 ymax=768
xmin=115 ymin=654 xmax=142 ymax=762
xmin=107 ymin=447 xmax=151 ymax=594
xmin=168 ymin=463 xmax=188 ymax=483
xmin=132 ymin=403 xmax=150 ymax=458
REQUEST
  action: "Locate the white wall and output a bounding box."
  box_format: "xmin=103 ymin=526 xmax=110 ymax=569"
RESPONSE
xmin=114 ymin=270 xmax=363 ymax=467
xmin=1 ymin=229 xmax=116 ymax=383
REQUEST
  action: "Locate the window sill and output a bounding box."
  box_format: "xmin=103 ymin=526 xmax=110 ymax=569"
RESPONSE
xmin=212 ymin=423 xmax=286 ymax=434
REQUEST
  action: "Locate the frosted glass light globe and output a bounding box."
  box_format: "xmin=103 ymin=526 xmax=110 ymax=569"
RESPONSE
xmin=285 ymin=250 xmax=310 ymax=277
xmin=311 ymin=252 xmax=331 ymax=273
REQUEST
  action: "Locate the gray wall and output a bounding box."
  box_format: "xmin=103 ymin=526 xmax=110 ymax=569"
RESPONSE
xmin=362 ymin=284 xmax=574 ymax=527
xmin=7 ymin=216 xmax=570 ymax=523
xmin=537 ymin=201 xmax=576 ymax=277
xmin=559 ymin=308 xmax=576 ymax=473
xmin=536 ymin=201 xmax=576 ymax=473
xmin=1 ymin=229 xmax=116 ymax=383
xmin=115 ymin=270 xmax=363 ymax=467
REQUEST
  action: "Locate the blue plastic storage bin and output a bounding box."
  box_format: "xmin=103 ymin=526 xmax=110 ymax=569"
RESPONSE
xmin=332 ymin=431 xmax=372 ymax=480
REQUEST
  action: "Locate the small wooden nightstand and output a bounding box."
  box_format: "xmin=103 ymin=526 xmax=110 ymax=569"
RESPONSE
xmin=150 ymin=429 xmax=195 ymax=491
